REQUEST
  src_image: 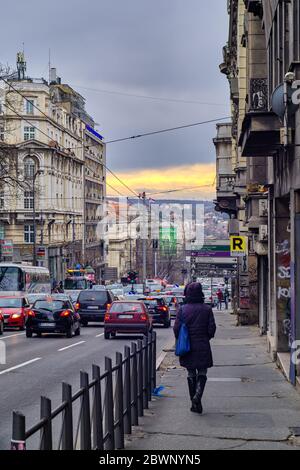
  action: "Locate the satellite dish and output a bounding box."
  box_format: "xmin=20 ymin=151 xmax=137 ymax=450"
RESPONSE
xmin=271 ymin=83 xmax=298 ymax=122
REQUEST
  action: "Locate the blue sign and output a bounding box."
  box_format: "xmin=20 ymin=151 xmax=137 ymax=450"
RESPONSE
xmin=86 ymin=125 xmax=103 ymax=141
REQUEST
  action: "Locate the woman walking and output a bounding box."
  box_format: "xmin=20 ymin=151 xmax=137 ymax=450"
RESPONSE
xmin=174 ymin=282 xmax=216 ymax=414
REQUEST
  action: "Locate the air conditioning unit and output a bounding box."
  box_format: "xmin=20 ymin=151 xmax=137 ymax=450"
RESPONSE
xmin=258 ymin=199 xmax=268 ymax=217
xmin=259 ymin=225 xmax=268 ymax=241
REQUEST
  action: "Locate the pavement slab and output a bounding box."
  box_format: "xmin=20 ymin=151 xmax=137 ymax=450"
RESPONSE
xmin=126 ymin=310 xmax=300 ymax=450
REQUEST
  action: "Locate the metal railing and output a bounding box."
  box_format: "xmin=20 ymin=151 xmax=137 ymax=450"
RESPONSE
xmin=11 ymin=331 xmax=157 ymax=450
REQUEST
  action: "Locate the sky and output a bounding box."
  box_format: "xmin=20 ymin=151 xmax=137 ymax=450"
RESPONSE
xmin=0 ymin=0 xmax=230 ymax=200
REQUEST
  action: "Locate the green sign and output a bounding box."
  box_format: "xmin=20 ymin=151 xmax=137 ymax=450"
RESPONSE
xmin=159 ymin=227 xmax=177 ymax=255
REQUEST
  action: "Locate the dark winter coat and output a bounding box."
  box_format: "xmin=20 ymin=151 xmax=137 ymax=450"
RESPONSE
xmin=174 ymin=287 xmax=216 ymax=370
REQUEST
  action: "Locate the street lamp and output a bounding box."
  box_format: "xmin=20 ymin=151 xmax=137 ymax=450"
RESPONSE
xmin=29 ymin=169 xmax=42 ymax=266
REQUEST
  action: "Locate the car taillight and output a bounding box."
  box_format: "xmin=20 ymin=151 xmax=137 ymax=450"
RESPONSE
xmin=60 ymin=310 xmax=71 ymax=317
xmin=106 ymin=303 xmax=111 ymax=311
xmin=104 ymin=313 xmax=111 ymax=321
xmin=75 ymin=303 xmax=80 ymax=310
xmin=140 ymin=313 xmax=148 ymax=321
xmin=28 ymin=310 xmax=35 ymax=317
xmin=158 ymin=306 xmax=168 ymax=312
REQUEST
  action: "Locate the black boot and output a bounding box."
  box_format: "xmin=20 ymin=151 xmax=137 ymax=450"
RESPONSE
xmin=192 ymin=375 xmax=207 ymax=414
xmin=187 ymin=377 xmax=199 ymax=413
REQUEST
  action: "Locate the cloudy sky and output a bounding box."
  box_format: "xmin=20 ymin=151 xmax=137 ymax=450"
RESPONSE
xmin=0 ymin=0 xmax=230 ymax=199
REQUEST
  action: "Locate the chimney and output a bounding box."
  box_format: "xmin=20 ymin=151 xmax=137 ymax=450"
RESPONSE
xmin=50 ymin=67 xmax=57 ymax=84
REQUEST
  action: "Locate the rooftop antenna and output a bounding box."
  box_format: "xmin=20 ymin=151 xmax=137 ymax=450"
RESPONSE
xmin=48 ymin=48 xmax=51 ymax=84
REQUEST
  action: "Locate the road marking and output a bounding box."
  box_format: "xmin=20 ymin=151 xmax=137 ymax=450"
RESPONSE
xmin=0 ymin=357 xmax=41 ymax=375
xmin=58 ymin=341 xmax=85 ymax=352
xmin=1 ymin=333 xmax=25 ymax=340
xmin=208 ymin=378 xmax=242 ymax=382
xmin=95 ymin=333 xmax=104 ymax=338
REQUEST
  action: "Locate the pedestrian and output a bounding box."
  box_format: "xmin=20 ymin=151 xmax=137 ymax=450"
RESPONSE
xmin=216 ymin=288 xmax=223 ymax=310
xmin=174 ymin=282 xmax=216 ymax=414
xmin=224 ymin=287 xmax=229 ymax=310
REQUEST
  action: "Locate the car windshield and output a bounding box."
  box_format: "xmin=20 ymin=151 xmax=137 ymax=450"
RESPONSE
xmin=33 ymin=300 xmax=70 ymax=310
xmin=140 ymin=299 xmax=162 ymax=307
xmin=0 ymin=298 xmax=23 ymax=308
xmin=110 ymin=303 xmax=143 ymax=313
xmin=79 ymin=291 xmax=107 ymax=302
xmin=64 ymin=278 xmax=87 ymax=290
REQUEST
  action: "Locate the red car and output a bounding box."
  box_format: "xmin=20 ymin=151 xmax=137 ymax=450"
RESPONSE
xmin=0 ymin=312 xmax=3 ymax=335
xmin=0 ymin=296 xmax=30 ymax=330
xmin=104 ymin=301 xmax=153 ymax=339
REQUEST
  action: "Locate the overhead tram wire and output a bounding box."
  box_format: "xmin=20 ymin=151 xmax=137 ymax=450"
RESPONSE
xmin=0 ymin=79 xmax=229 ymax=199
xmin=2 ymin=100 xmax=140 ymax=198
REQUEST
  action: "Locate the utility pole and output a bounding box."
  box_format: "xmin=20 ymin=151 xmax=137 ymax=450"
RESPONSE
xmin=139 ymin=192 xmax=147 ymax=283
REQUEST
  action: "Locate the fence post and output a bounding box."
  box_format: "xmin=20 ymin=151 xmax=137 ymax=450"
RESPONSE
xmin=131 ymin=342 xmax=138 ymax=426
xmin=61 ymin=383 xmax=73 ymax=450
xmin=137 ymin=339 xmax=144 ymax=417
xmin=92 ymin=364 xmax=104 ymax=450
xmin=148 ymin=332 xmax=153 ymax=401
xmin=124 ymin=345 xmax=132 ymax=434
xmin=115 ymin=352 xmax=124 ymax=449
xmin=104 ymin=357 xmax=115 ymax=450
xmin=80 ymin=371 xmax=91 ymax=450
xmin=143 ymin=336 xmax=149 ymax=409
xmin=40 ymin=397 xmax=52 ymax=450
xmin=11 ymin=411 xmax=26 ymax=450
xmin=152 ymin=331 xmax=157 ymax=390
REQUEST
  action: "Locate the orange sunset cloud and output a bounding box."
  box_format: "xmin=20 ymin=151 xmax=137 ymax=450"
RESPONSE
xmin=107 ymin=163 xmax=216 ymax=200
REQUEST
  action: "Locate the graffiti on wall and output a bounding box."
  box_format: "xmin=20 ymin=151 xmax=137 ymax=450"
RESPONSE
xmin=276 ymin=237 xmax=291 ymax=347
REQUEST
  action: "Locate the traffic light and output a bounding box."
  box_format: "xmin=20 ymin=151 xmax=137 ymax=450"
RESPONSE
xmin=127 ymin=271 xmax=138 ymax=284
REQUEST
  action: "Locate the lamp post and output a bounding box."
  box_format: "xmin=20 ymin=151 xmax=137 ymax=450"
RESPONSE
xmin=31 ymin=169 xmax=42 ymax=267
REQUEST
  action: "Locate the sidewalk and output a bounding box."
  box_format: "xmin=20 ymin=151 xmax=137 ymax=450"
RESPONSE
xmin=126 ymin=310 xmax=300 ymax=450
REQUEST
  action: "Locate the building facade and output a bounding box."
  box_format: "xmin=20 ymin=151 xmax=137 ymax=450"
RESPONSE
xmin=0 ymin=54 xmax=106 ymax=283
xmin=218 ymin=0 xmax=300 ymax=385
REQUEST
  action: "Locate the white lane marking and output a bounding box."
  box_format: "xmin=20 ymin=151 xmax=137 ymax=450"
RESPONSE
xmin=58 ymin=341 xmax=86 ymax=352
xmin=95 ymin=333 xmax=104 ymax=338
xmin=0 ymin=357 xmax=41 ymax=375
xmin=1 ymin=333 xmax=25 ymax=340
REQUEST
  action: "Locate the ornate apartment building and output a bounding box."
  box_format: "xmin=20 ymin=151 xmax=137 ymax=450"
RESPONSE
xmin=0 ymin=54 xmax=106 ymax=282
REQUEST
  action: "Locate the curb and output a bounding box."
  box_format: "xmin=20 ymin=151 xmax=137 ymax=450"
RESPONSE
xmin=156 ymin=337 xmax=175 ymax=370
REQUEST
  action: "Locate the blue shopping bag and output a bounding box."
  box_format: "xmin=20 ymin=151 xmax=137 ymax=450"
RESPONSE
xmin=175 ymin=308 xmax=190 ymax=357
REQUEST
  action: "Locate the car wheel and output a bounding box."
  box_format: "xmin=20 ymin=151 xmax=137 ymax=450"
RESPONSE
xmin=75 ymin=324 xmax=81 ymax=336
xmin=164 ymin=320 xmax=171 ymax=328
xmin=104 ymin=331 xmax=110 ymax=339
xmin=66 ymin=326 xmax=73 ymax=338
xmin=0 ymin=322 xmax=3 ymax=335
xmin=26 ymin=329 xmax=33 ymax=338
xmin=81 ymin=320 xmax=88 ymax=327
xmin=110 ymin=332 xmax=116 ymax=338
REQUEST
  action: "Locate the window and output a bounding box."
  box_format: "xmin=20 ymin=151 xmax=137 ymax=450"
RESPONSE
xmin=0 ymin=190 xmax=4 ymax=209
xmin=25 ymin=99 xmax=34 ymax=115
xmin=24 ymin=225 xmax=35 ymax=244
xmin=0 ymin=126 xmax=4 ymax=141
xmin=24 ymin=127 xmax=35 ymax=141
xmin=24 ymin=191 xmax=34 ymax=209
xmin=24 ymin=157 xmax=36 ymax=178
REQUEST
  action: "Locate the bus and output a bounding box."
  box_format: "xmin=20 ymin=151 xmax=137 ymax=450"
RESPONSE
xmin=0 ymin=263 xmax=51 ymax=293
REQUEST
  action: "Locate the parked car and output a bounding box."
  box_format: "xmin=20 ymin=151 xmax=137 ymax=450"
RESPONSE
xmin=138 ymin=296 xmax=171 ymax=328
xmin=104 ymin=301 xmax=152 ymax=339
xmin=0 ymin=311 xmax=3 ymax=335
xmin=75 ymin=289 xmax=114 ymax=326
xmin=0 ymin=296 xmax=30 ymax=330
xmin=25 ymin=295 xmax=80 ymax=338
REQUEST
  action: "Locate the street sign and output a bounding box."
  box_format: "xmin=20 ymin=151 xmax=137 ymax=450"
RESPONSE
xmin=37 ymin=246 xmax=46 ymax=259
xmin=230 ymin=236 xmax=248 ymax=257
xmin=0 ymin=239 xmax=13 ymax=257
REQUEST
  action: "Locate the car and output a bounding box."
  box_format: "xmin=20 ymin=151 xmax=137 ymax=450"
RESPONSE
xmin=27 ymin=293 xmax=48 ymax=307
xmin=138 ymin=296 xmax=171 ymax=328
xmin=162 ymin=295 xmax=185 ymax=318
xmin=25 ymin=295 xmax=80 ymax=338
xmin=104 ymin=301 xmax=152 ymax=339
xmin=0 ymin=311 xmax=3 ymax=335
xmin=75 ymin=289 xmax=114 ymax=326
xmin=0 ymin=296 xmax=31 ymax=330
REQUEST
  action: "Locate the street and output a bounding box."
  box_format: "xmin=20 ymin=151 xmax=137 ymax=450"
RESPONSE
xmin=0 ymin=324 xmax=174 ymax=449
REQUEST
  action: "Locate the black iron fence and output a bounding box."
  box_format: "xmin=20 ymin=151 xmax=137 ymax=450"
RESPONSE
xmin=11 ymin=331 xmax=157 ymax=450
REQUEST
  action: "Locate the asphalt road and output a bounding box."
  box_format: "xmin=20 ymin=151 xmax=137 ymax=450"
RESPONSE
xmin=0 ymin=322 xmax=174 ymax=449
